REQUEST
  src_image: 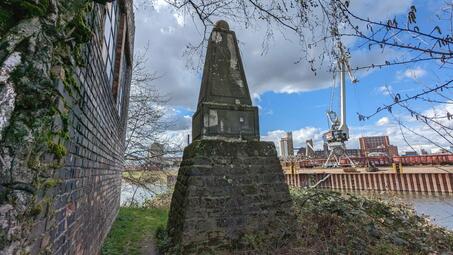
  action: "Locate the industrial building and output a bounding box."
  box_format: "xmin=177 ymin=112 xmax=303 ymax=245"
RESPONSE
xmin=359 ymin=136 xmax=399 ymax=157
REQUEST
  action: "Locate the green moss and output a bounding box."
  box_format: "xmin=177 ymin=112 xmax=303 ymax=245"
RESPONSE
xmin=0 ymin=0 xmax=99 ymax=252
xmin=93 ymin=0 xmax=108 ymax=5
xmin=29 ymin=203 xmax=43 ymax=217
xmin=68 ymin=2 xmax=94 ymax=44
xmin=18 ymin=0 xmax=50 ymax=17
xmin=0 ymin=0 xmax=49 ymax=21
xmin=42 ymin=178 xmax=61 ymax=189
xmin=0 ymin=228 xmax=7 ymax=250
xmin=74 ymin=44 xmax=86 ymax=66
xmin=0 ymin=8 xmax=15 ymax=35
xmin=47 ymin=141 xmax=67 ymax=160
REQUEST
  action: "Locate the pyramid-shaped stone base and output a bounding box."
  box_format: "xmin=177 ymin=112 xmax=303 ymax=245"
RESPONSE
xmin=166 ymin=140 xmax=294 ymax=254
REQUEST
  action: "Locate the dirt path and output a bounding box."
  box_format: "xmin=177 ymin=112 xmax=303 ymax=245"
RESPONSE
xmin=139 ymin=236 xmax=158 ymax=255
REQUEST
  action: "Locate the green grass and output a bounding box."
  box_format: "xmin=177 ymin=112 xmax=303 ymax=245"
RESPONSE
xmin=101 ymin=207 xmax=168 ymax=255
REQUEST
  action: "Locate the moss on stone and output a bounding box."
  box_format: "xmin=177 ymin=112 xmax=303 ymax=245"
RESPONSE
xmin=29 ymin=203 xmax=43 ymax=217
xmin=42 ymin=178 xmax=61 ymax=189
xmin=0 ymin=0 xmax=101 ymax=252
xmin=47 ymin=141 xmax=67 ymax=160
xmin=0 ymin=228 xmax=7 ymax=250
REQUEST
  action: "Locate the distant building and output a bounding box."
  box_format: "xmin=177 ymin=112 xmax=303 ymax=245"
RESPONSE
xmin=306 ymin=139 xmax=315 ymax=157
xmin=359 ymin=136 xmax=399 ymax=157
xmin=345 ymin=149 xmax=362 ymax=157
xmin=279 ymin=132 xmax=294 ymax=157
xmin=403 ymin=151 xmax=418 ymax=156
xmin=297 ymin=147 xmax=306 ymax=156
xmin=323 ymin=142 xmax=329 ymax=155
xmin=388 ymin=145 xmax=399 ymax=157
xmin=420 ymin=148 xmax=429 ymax=155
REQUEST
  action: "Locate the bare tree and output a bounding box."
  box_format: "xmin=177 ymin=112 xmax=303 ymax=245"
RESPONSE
xmin=160 ymin=0 xmax=452 ymax=152
xmin=123 ymin=48 xmax=183 ymax=206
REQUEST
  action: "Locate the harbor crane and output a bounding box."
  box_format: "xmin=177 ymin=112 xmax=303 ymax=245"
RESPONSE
xmin=323 ymin=43 xmax=358 ymax=168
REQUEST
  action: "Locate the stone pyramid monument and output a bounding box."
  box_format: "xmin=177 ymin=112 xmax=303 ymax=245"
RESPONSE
xmin=166 ymin=20 xmax=294 ymax=254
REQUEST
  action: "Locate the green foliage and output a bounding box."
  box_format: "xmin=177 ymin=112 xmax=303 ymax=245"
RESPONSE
xmin=69 ymin=5 xmax=93 ymax=44
xmin=143 ymin=189 xmax=174 ymax=209
xmin=290 ymin=188 xmax=453 ymax=254
xmin=0 ymin=0 xmax=49 ymax=22
xmin=101 ymin=207 xmax=169 ymax=255
xmin=93 ymin=0 xmax=109 ymax=4
xmin=0 ymin=8 xmax=15 ymax=35
xmin=155 ymin=225 xmax=171 ymax=252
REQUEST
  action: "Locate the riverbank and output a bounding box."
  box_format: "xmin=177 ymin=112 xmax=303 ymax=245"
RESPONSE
xmin=104 ymin=187 xmax=453 ymax=254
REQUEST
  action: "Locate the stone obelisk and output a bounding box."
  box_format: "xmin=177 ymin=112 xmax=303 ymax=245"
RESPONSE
xmin=166 ymin=21 xmax=293 ymax=254
xmin=192 ymin=20 xmax=259 ymax=141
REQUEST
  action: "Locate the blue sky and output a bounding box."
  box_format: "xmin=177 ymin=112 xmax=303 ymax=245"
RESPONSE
xmin=135 ymin=0 xmax=453 ymax=153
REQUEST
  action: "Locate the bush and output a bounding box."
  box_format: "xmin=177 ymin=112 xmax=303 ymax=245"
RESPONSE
xmin=143 ymin=189 xmax=173 ymax=209
xmin=290 ymin=188 xmax=453 ymax=254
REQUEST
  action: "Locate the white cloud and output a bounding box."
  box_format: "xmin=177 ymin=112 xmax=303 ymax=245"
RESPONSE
xmin=397 ymin=67 xmax=427 ymax=80
xmin=376 ymin=117 xmax=390 ymax=126
xmin=377 ymin=85 xmax=393 ymax=96
xmin=133 ymin=0 xmax=414 ymax=109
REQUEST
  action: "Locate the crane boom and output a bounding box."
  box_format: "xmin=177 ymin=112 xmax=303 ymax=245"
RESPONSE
xmin=339 ymin=60 xmax=349 ymax=139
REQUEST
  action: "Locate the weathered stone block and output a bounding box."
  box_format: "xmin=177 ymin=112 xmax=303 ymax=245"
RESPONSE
xmin=167 ymin=140 xmax=294 ymax=254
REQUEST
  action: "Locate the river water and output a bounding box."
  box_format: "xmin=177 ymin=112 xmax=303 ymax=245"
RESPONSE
xmin=120 ymin=182 xmax=453 ymax=230
xmin=342 ymin=190 xmax=453 ymax=230
xmin=120 ymin=181 xmax=167 ymax=206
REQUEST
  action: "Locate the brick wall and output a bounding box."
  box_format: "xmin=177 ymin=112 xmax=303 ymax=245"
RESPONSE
xmin=49 ymin=2 xmax=134 ymax=254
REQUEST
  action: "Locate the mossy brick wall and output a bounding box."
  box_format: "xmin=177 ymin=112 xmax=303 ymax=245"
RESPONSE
xmin=0 ymin=1 xmax=134 ymax=254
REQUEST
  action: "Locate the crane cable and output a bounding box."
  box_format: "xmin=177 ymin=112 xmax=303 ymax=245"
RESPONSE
xmin=328 ymin=70 xmax=337 ymax=112
xmin=327 ymin=71 xmax=337 ymax=127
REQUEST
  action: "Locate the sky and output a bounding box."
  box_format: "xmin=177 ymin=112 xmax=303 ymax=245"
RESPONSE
xmin=132 ymin=0 xmax=453 ymax=154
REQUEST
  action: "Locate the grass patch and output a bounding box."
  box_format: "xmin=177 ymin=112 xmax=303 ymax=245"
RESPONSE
xmin=101 ymin=207 xmax=168 ymax=255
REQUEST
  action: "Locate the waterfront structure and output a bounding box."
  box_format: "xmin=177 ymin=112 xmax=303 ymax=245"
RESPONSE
xmin=0 ymin=2 xmax=134 ymax=254
xmin=359 ymin=136 xmax=399 ymax=157
xmin=285 ymin=167 xmax=453 ymax=193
